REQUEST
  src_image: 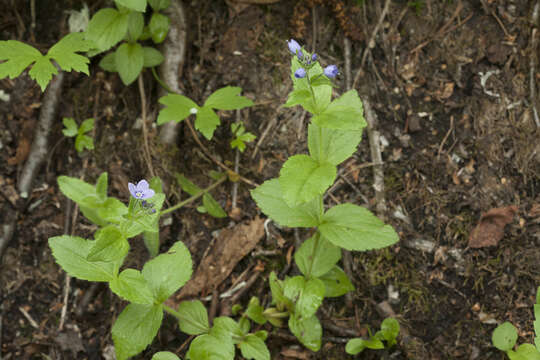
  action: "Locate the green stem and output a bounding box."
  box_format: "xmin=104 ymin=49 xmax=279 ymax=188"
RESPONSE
xmin=151 ymin=67 xmax=176 ymax=94
xmin=160 ymin=175 xmax=227 ymax=216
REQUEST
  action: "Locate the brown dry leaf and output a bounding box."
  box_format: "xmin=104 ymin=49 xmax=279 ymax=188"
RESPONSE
xmin=178 ymin=217 xmax=265 ymax=298
xmin=468 ymin=206 xmax=517 ymax=248
xmin=280 ymin=347 xmax=310 ymax=359
xmin=7 ymin=119 xmax=34 ymax=166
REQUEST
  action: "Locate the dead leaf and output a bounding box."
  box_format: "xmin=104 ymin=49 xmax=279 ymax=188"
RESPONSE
xmin=280 ymin=348 xmax=310 ymax=359
xmin=7 ymin=119 xmax=34 ymax=165
xmin=178 ymin=217 xmax=265 ymax=298
xmin=468 ymin=206 xmax=517 ymax=248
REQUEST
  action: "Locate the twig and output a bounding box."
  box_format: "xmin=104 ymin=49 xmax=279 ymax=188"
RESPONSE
xmin=363 ymin=99 xmax=386 ymax=215
xmin=185 ymin=118 xmax=258 ymax=187
xmin=344 ymin=38 xmax=352 ymax=91
xmin=18 ymin=72 xmax=64 ymax=198
xmin=208 ymin=290 xmax=219 ymax=324
xmin=436 ymin=115 xmax=454 ymax=160
xmin=360 ymin=0 xmax=391 ymax=69
xmin=252 ymin=116 xmax=277 ymax=159
xmin=530 ymin=1 xmax=540 ymax=128
xmin=138 ymin=75 xmax=155 ymax=178
xmin=19 ymin=306 xmax=39 ymax=329
xmin=161 ymin=175 xmax=228 ymax=215
xmin=231 ymin=110 xmax=241 ymax=209
xmin=158 ymin=0 xmax=187 ymax=144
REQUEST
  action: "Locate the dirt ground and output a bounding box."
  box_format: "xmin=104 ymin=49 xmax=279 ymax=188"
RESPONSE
xmin=1 ymin=0 xmax=540 ymax=359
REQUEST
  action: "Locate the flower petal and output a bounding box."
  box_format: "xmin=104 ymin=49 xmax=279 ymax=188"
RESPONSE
xmin=137 ymin=179 xmax=150 ymax=190
xmin=141 ymin=188 xmax=155 ymax=199
xmin=128 ymin=182 xmax=137 ymax=196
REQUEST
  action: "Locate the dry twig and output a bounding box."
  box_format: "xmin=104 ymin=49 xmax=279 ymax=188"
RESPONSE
xmin=138 ymin=75 xmax=155 ymax=178
xmin=530 ymin=1 xmax=540 ymax=128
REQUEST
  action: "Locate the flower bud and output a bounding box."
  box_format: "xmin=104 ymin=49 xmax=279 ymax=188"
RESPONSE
xmin=294 ymin=68 xmax=307 ymax=78
xmin=287 ymin=39 xmax=301 ymax=55
xmin=324 ymin=65 xmax=339 ymax=78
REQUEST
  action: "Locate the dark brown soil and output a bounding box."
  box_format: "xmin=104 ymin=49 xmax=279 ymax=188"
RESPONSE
xmin=1 ymin=0 xmax=539 ymax=359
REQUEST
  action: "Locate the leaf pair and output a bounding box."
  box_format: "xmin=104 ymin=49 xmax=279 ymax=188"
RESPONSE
xmin=158 ymin=86 xmax=253 ymax=140
xmin=62 ymin=117 xmax=94 ymax=152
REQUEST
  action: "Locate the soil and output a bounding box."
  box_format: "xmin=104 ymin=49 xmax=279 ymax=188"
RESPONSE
xmin=1 ymin=0 xmax=540 ymax=359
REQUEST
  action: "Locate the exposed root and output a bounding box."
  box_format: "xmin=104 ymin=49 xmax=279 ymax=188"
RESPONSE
xmin=363 ymin=99 xmax=386 ymax=215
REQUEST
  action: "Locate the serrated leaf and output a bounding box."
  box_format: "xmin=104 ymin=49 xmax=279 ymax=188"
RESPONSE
xmin=311 ymin=90 xmax=366 ymax=130
xmin=204 ymin=86 xmax=253 ymax=110
xmin=57 ymin=176 xmax=98 ymax=206
xmin=288 ymin=314 xmax=321 ymax=351
xmin=48 ymin=32 xmax=92 ymax=74
xmin=319 ymin=203 xmax=399 ymax=251
xmin=279 ymin=154 xmax=336 ymax=207
xmin=112 ymin=303 xmax=163 ymax=360
xmin=308 ymin=122 xmax=362 ymax=166
xmin=239 ymin=334 xmax=271 ymax=360
xmin=152 ymin=352 xmax=181 ymax=360
xmin=212 ymin=317 xmax=243 ymax=342
xmin=319 ymin=265 xmax=354 ymax=297
xmin=380 ymin=317 xmax=400 ymax=346
xmin=157 ymin=94 xmax=198 ymax=125
xmin=95 ymin=172 xmax=108 ymax=201
xmin=86 ymin=8 xmax=129 ymax=53
xmin=109 ymin=269 xmax=154 ymax=304
xmin=48 ymin=235 xmax=119 ymax=282
xmin=87 ymin=225 xmax=129 ymax=262
xmin=0 ymin=40 xmax=42 ymax=79
xmin=142 ymin=241 xmax=192 ymax=302
xmin=535 ymin=303 xmax=540 ymax=350
xmin=245 ymin=297 xmax=266 ymax=325
xmin=194 ymin=106 xmax=219 ymax=140
xmin=62 ymin=118 xmax=78 ymax=137
xmin=115 ymin=42 xmax=144 ymax=85
xmin=177 ymin=300 xmax=209 ymax=335
xmin=492 ymin=322 xmax=518 ymax=352
xmin=115 ymin=0 xmax=147 ymax=12
xmin=268 ymin=271 xmax=287 ymax=308
xmin=149 ymin=12 xmax=170 ymax=44
xmin=75 ymin=134 xmax=94 ymax=152
xmin=289 ymin=57 xmax=331 ymax=114
xmin=186 ymin=334 xmax=235 ymax=360
xmin=143 ymin=230 xmax=160 ymax=258
xmin=202 ymin=193 xmax=227 ymax=218
xmin=28 ymin=56 xmax=57 ymax=91
xmin=250 ymin=179 xmax=320 ymax=228
xmin=143 ymin=47 xmax=164 ymax=67
xmin=283 ymin=89 xmax=312 ymax=109
xmin=79 ymin=118 xmax=94 ymax=134
xmin=295 ymin=233 xmax=341 ymax=278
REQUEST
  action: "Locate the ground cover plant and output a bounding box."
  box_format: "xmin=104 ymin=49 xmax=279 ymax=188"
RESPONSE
xmin=1 ymin=0 xmax=539 ymax=359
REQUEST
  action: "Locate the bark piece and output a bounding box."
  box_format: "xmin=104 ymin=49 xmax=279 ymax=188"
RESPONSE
xmin=468 ymin=206 xmax=517 ymax=248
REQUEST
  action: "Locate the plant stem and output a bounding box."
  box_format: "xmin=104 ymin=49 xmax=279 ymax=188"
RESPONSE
xmin=151 ymin=67 xmax=176 ymax=94
xmin=160 ymin=175 xmax=227 ymax=216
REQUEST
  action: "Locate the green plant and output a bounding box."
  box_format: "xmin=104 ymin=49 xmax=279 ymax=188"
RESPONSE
xmin=345 ymin=317 xmax=400 ymax=355
xmin=230 ymin=122 xmax=257 ymax=152
xmin=492 ymin=286 xmax=540 ymax=359
xmin=62 ymin=117 xmax=95 ymax=153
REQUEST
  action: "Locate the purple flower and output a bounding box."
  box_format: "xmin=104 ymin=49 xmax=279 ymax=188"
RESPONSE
xmin=128 ymin=180 xmax=155 ymax=200
xmin=287 ymin=39 xmax=301 ymax=55
xmin=311 ymin=53 xmax=318 ymax=61
xmin=297 ymin=50 xmax=304 ymax=61
xmin=324 ymin=65 xmax=339 ymax=78
xmin=294 ymin=68 xmax=307 ymax=78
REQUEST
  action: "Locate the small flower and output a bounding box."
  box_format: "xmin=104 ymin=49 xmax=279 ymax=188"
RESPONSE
xmin=190 ymin=108 xmax=198 ymax=115
xmin=294 ymin=68 xmax=307 ymax=78
xmin=287 ymin=39 xmax=301 ymax=55
xmin=311 ymin=53 xmax=318 ymax=62
xmin=324 ymin=64 xmax=339 ymax=78
xmin=128 ymin=180 xmax=155 ymax=200
xmin=297 ymin=50 xmax=303 ymax=61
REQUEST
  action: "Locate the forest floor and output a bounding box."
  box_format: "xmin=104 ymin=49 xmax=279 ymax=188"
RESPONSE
xmin=1 ymin=0 xmax=539 ymax=359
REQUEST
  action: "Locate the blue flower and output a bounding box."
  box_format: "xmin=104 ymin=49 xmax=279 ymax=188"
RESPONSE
xmin=128 ymin=180 xmax=155 ymax=200
xmin=294 ymin=68 xmax=307 ymax=78
xmin=324 ymin=65 xmax=339 ymax=78
xmin=311 ymin=53 xmax=318 ymax=61
xmin=287 ymin=39 xmax=301 ymax=55
xmin=297 ymin=50 xmax=304 ymax=61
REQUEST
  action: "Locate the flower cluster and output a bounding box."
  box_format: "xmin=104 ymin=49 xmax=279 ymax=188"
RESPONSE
xmin=287 ymin=39 xmax=339 ymax=79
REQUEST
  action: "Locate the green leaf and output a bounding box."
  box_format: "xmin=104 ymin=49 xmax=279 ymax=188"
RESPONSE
xmin=95 ymin=172 xmax=108 ymax=201
xmin=186 ymin=334 xmax=235 ymax=360
xmin=0 ymin=40 xmax=42 ymax=79
xmin=149 ymin=0 xmax=171 ymax=10
xmin=115 ymin=0 xmax=147 ymax=12
xmin=142 ymin=241 xmax=192 ymax=302
xmin=492 ymin=322 xmax=518 ymax=352
xmin=149 ymin=12 xmax=170 ymax=44
xmin=58 ymin=175 xmax=97 ymax=204
xmin=204 ymin=86 xmax=253 ymax=111
xmin=245 ymin=297 xmax=266 ymax=325
xmin=143 ymin=230 xmax=160 ymax=258
xmin=143 ymin=47 xmax=164 ymax=67
xmin=97 ymin=197 xmax=128 ymax=223
xmin=282 ymin=276 xmax=324 ymax=319
xmin=62 ymin=118 xmax=78 ymax=137
xmin=308 ymin=122 xmax=362 ymax=166
xmin=279 ymin=154 xmax=336 ymax=207
xmin=148 ymin=0 xmax=171 ymax=10
xmin=379 ymin=317 xmax=400 ymax=347
xmin=152 ymin=352 xmax=181 ymax=360
xmin=86 ymin=8 xmax=129 ymax=52
xmin=319 ymin=203 xmax=399 ymax=251
xmin=289 ymin=57 xmax=331 ymax=114
xmin=268 ymin=272 xmax=287 ymax=308
xmin=177 ymin=300 xmax=210 ymax=335
xmin=109 ymin=269 xmax=155 ymax=304
xmin=87 ymin=225 xmax=129 ymax=262
xmin=112 ymin=303 xmax=163 ymax=360
xmin=508 ymin=344 xmax=540 ymax=360
xmin=47 ymin=32 xmax=92 ymax=74
xmin=176 ymin=173 xmax=201 ymax=196
xmin=202 ymin=193 xmax=227 ymax=218
xmin=535 ymin=303 xmax=540 ymax=350
xmin=157 ymin=94 xmax=198 ymax=125
xmin=48 ymin=235 xmax=119 ymax=282
xmin=212 ymin=317 xmax=243 ymax=342
xmin=99 ymin=52 xmax=117 ymax=72
xmin=283 ymin=89 xmax=312 ymax=110
xmin=79 ymin=118 xmax=94 ymax=133
xmin=127 ymin=11 xmax=144 ymax=40
xmin=319 ymin=266 xmax=354 ymax=297
xmin=311 ymin=90 xmax=366 ymax=130
xmin=28 ymin=56 xmax=58 ymax=91
xmin=250 ymin=179 xmax=320 ymax=228
xmin=115 ymin=42 xmax=144 ymax=85
xmin=295 ymin=233 xmax=341 ymax=278
xmin=75 ymin=134 xmax=94 ymax=152
xmin=239 ymin=334 xmax=271 ymax=360
xmin=345 ymin=337 xmax=384 ymax=355
xmin=288 ymin=314 xmax=321 ymax=351
xmin=195 ymin=106 xmax=220 ymax=140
